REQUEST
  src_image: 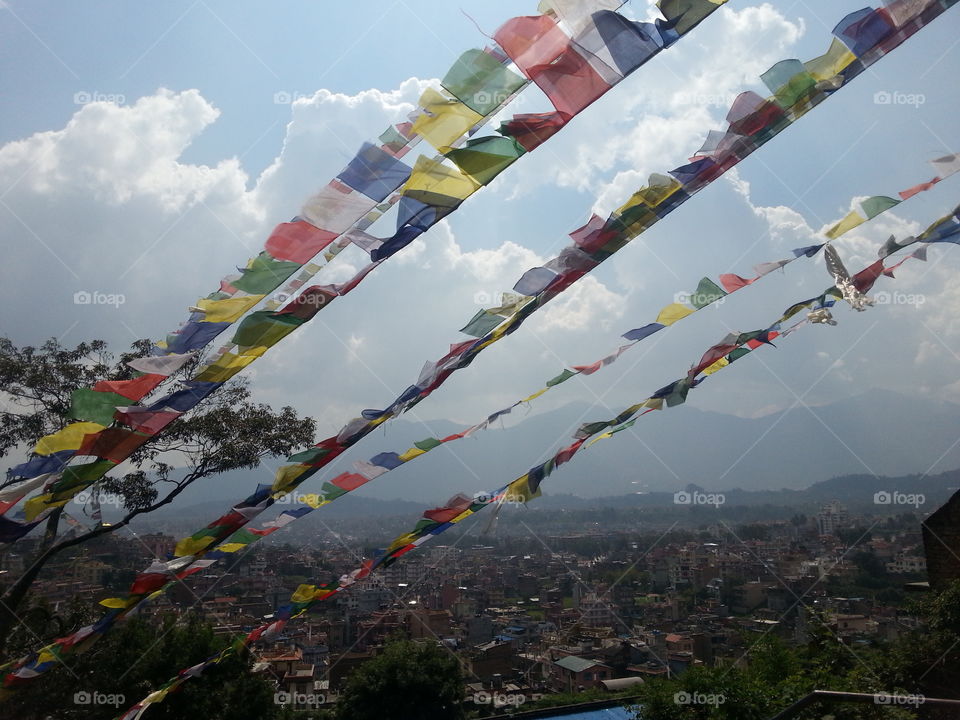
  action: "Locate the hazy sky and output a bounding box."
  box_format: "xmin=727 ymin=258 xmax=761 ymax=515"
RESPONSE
xmin=1 ymin=0 xmax=959 ymax=478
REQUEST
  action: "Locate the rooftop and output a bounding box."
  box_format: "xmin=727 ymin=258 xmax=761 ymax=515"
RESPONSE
xmin=555 ymin=655 xmax=608 ymax=673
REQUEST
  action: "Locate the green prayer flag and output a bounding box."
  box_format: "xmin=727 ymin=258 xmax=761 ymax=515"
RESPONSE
xmin=735 ymin=330 xmax=765 ymax=345
xmin=226 ymin=528 xmax=259 ymax=545
xmin=579 ymin=421 xmax=611 ymax=437
xmin=288 ymin=447 xmax=331 ymax=464
xmin=727 ymin=348 xmax=752 ymax=363
xmin=659 ymin=0 xmax=722 ymax=34
xmin=665 ymin=379 xmax=692 ymax=408
xmin=50 ymin=460 xmax=116 ymax=500
xmin=546 ymin=369 xmax=577 ymax=387
xmin=860 ymin=195 xmax=900 ymax=220
xmin=321 ymin=482 xmax=348 ymax=502
xmin=413 ymin=518 xmax=439 ymax=534
xmin=445 ymin=136 xmax=525 ymax=186
xmin=609 ymin=418 xmax=638 ymax=435
xmin=232 ymin=311 xmax=303 ymax=348
xmin=231 ymin=252 xmax=300 ymax=294
xmin=761 ymin=59 xmax=817 ymax=109
xmin=415 ymin=438 xmax=442 ymax=451
xmin=691 ymin=277 xmax=726 ymax=309
xmin=460 ymin=309 xmax=504 ymax=338
xmin=441 ymin=48 xmax=526 ymax=116
xmin=70 ymin=388 xmax=127 ymax=426
xmin=379 ymin=126 xmax=408 ymax=152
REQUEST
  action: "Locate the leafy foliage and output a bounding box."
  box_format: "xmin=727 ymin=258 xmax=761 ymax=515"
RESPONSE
xmin=334 ymin=637 xmax=466 ymax=720
xmin=630 ymin=583 xmax=960 ymax=720
xmin=3 ymin=614 xmax=291 ymax=720
xmin=0 ymin=336 xmax=316 ymax=652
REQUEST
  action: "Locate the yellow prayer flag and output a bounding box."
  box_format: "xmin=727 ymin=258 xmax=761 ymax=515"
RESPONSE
xmin=291 ymin=584 xmax=318 ymax=603
xmin=272 ymin=463 xmax=311 ymax=495
xmin=522 ymin=388 xmax=550 ymax=403
xmin=302 ymin=494 xmax=327 ymax=509
xmin=487 ymin=293 xmax=529 ymax=316
xmin=475 ymin=322 xmax=511 ymax=351
xmin=503 ymin=474 xmax=542 ymax=504
xmin=174 ymin=535 xmax=216 ymax=557
xmin=403 ymin=155 xmax=481 ymax=202
xmin=387 ymin=532 xmax=420 ymax=554
xmin=36 ymin=648 xmax=58 ymax=666
xmin=195 ymin=295 xmax=265 ymax=323
xmin=587 ymin=432 xmax=614 ymax=448
xmin=218 ymin=543 xmax=247 ymax=553
xmin=411 ymin=88 xmax=483 ymax=152
xmin=144 ymin=688 xmax=170 ymax=705
xmin=33 ymin=422 xmax=107 ymax=455
xmin=398 ymin=447 xmax=427 ymax=462
xmin=194 ymin=346 xmax=267 ymax=383
xmin=825 ymin=210 xmax=867 ymax=239
xmin=24 ymin=493 xmax=70 ymax=522
xmin=99 ymin=597 xmax=133 ymax=609
xmin=702 ymin=357 xmax=730 ymax=376
xmin=637 ymin=173 xmax=683 ymax=207
xmin=656 ymin=303 xmax=696 ymax=326
xmin=450 ymin=508 xmax=474 ymax=523
xmin=803 ymin=38 xmax=856 ymax=82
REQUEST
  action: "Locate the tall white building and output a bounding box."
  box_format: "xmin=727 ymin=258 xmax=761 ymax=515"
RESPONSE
xmin=817 ymin=501 xmax=848 ymax=535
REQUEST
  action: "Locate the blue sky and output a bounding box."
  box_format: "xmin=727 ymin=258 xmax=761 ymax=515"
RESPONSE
xmin=1 ymin=0 xmax=959 ymax=485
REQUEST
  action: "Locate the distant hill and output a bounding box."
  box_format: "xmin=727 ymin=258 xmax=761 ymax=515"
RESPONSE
xmin=121 ymin=388 xmax=960 ymax=536
xmin=136 ymin=388 xmax=960 ymax=507
xmin=132 ymin=466 xmax=958 ymax=543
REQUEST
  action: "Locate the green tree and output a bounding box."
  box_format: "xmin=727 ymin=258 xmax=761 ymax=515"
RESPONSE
xmin=878 ymin=580 xmax=960 ymax=716
xmin=0 ymin=337 xmax=316 ymax=651
xmin=334 ymin=637 xmax=465 ymax=720
xmin=2 ymin=613 xmax=291 ymax=720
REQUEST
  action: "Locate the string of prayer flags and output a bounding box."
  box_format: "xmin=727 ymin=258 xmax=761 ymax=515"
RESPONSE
xmin=15 ymin=0 xmax=946 ymax=540
xmin=23 ymin=0 xmax=735 ymax=537
xmin=85 ymin=1 xmax=957 ymax=572
xmin=155 ymin=181 xmax=952 ymax=624
xmin=369 ymin=226 xmax=943 ymax=575
xmin=0 ymin=9 xmax=565 ymax=522
xmin=83 ymin=219 xmax=952 ymax=717
xmin=5 ymin=1 xmax=956 ymax=697
xmin=3 ymin=0 xmax=950 ymax=546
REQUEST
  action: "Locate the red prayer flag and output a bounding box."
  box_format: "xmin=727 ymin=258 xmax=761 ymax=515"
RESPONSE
xmin=93 ymin=374 xmax=165 ymax=402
